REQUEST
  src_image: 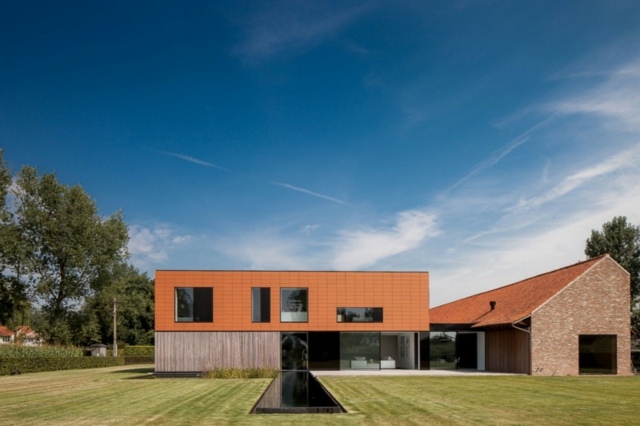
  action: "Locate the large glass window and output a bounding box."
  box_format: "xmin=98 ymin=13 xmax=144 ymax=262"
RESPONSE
xmin=280 ymin=288 xmax=308 ymax=322
xmin=340 ymin=332 xmax=380 ymax=370
xmin=175 ymin=287 xmax=213 ymax=322
xmin=252 ymin=287 xmax=271 ymax=323
xmin=337 ymin=307 xmax=383 ymax=323
xmin=579 ymin=335 xmax=617 ymax=374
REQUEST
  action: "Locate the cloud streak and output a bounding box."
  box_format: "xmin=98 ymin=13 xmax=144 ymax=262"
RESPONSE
xmin=160 ymin=151 xmax=347 ymax=205
xmin=270 ymin=181 xmax=348 ymax=205
xmin=162 ymin=151 xmax=227 ymax=170
xmin=510 ymin=144 xmax=640 ymax=212
xmin=447 ymin=117 xmax=554 ymax=192
xmin=234 ymin=2 xmax=371 ymax=61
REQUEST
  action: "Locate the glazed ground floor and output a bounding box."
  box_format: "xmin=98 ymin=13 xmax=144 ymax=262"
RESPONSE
xmin=155 ymin=331 xmax=430 ymax=374
xmin=156 ymin=329 xmax=627 ymax=375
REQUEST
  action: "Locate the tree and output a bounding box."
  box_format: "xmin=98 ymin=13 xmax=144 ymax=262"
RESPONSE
xmin=0 ymin=151 xmax=31 ymax=327
xmin=585 ymin=216 xmax=640 ymax=333
xmin=10 ymin=166 xmax=129 ymax=344
xmin=77 ymin=263 xmax=154 ymax=346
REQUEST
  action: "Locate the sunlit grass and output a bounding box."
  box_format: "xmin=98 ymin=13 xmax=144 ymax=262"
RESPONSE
xmin=0 ymin=366 xmax=638 ymax=425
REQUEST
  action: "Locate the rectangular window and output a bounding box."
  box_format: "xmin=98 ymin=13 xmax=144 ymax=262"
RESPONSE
xmin=252 ymin=287 xmax=271 ymax=323
xmin=175 ymin=287 xmax=213 ymax=322
xmin=281 ymin=288 xmax=308 ymax=322
xmin=337 ymin=307 xmax=383 ymax=323
xmin=579 ymin=334 xmax=617 ymax=374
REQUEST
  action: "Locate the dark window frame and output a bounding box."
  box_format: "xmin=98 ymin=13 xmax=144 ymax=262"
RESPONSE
xmin=280 ymin=287 xmax=309 ymax=323
xmin=337 ymin=307 xmax=383 ymax=323
xmin=174 ymin=287 xmax=213 ymax=323
xmin=251 ymin=287 xmax=271 ymax=323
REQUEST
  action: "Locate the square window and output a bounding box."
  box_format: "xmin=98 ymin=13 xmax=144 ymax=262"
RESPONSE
xmin=579 ymin=335 xmax=617 ymax=374
xmin=281 ymin=288 xmax=308 ymax=322
xmin=175 ymin=287 xmax=213 ymax=323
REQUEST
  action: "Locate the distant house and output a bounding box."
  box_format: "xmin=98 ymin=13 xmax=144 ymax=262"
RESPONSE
xmin=430 ymin=255 xmax=633 ymax=376
xmin=0 ymin=326 xmax=14 ymax=344
xmin=0 ymin=326 xmax=42 ymax=346
xmin=14 ymin=326 xmax=42 ymax=346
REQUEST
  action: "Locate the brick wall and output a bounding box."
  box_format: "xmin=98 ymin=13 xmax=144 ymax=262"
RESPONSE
xmin=531 ymin=257 xmax=632 ymax=376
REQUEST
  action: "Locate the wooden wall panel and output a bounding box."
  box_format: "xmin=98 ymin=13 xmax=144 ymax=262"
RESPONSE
xmin=485 ymin=329 xmax=530 ymax=374
xmin=155 ymin=331 xmax=280 ymax=372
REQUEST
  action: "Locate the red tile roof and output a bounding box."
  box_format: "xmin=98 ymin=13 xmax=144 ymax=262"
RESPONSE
xmin=0 ymin=325 xmax=14 ymax=337
xmin=430 ymin=255 xmax=609 ymax=328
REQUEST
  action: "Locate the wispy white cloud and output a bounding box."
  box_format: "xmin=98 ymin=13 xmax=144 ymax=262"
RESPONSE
xmin=234 ymin=2 xmax=371 ymax=61
xmin=547 ymin=59 xmax=640 ymax=131
xmin=128 ymin=224 xmax=192 ymax=269
xmin=331 ymin=210 xmax=439 ymax=270
xmin=216 ymin=229 xmax=315 ymax=270
xmin=270 ymin=181 xmax=348 ymax=205
xmin=162 ymin=151 xmax=227 ymax=170
xmin=510 ymin=144 xmax=640 ymax=212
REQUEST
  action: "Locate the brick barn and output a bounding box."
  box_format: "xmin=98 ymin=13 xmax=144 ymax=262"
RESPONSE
xmin=430 ymin=255 xmax=633 ymax=375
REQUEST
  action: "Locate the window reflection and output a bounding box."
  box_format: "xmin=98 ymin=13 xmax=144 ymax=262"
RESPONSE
xmin=281 ymin=288 xmax=308 ymax=322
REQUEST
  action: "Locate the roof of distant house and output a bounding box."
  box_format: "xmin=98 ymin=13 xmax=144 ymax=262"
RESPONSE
xmin=0 ymin=325 xmax=14 ymax=337
xmin=430 ymin=255 xmax=622 ymax=328
xmin=15 ymin=326 xmax=38 ymax=338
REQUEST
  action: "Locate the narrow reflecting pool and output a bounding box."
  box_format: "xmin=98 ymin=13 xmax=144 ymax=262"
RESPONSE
xmin=251 ymin=371 xmax=345 ymax=414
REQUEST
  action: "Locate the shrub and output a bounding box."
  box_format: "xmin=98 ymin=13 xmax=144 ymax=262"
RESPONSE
xmin=122 ymin=345 xmax=154 ymax=357
xmin=0 ymin=357 xmax=124 ymax=376
xmin=202 ymin=368 xmax=278 ymax=379
xmin=123 ymin=356 xmax=154 ymax=365
xmin=0 ymin=345 xmax=83 ymax=358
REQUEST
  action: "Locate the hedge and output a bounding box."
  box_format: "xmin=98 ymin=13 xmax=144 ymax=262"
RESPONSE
xmin=202 ymin=368 xmax=278 ymax=379
xmin=122 ymin=345 xmax=154 ymax=357
xmin=0 ymin=345 xmax=83 ymax=358
xmin=123 ymin=356 xmax=154 ymax=365
xmin=0 ymin=357 xmax=125 ymax=376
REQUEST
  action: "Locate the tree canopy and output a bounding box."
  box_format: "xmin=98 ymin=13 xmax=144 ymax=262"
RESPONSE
xmin=585 ymin=216 xmax=640 ymax=300
xmin=585 ymin=216 xmax=640 ymax=333
xmin=0 ymin=150 xmax=152 ymax=345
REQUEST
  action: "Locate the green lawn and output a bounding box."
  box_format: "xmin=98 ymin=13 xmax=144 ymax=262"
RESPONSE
xmin=0 ymin=366 xmax=638 ymax=425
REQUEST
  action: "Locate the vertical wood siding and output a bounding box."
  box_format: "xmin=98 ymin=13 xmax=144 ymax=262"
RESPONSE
xmin=155 ymin=332 xmax=280 ymax=372
xmin=485 ymin=329 xmax=530 ymax=374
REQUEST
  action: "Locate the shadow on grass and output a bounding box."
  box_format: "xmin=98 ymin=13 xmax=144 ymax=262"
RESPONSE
xmin=110 ymin=367 xmax=155 ymax=375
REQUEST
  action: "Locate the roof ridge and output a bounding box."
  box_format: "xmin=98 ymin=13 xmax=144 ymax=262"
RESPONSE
xmin=432 ymin=255 xmax=606 ymax=310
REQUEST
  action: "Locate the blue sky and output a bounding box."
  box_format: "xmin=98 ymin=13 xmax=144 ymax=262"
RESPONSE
xmin=2 ymin=1 xmax=640 ymax=306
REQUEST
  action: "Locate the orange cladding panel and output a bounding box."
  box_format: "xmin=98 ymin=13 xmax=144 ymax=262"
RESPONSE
xmin=155 ymin=271 xmax=429 ymax=332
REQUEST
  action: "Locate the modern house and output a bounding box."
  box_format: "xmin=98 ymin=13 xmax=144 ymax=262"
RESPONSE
xmin=430 ymin=255 xmax=633 ymax=375
xmin=155 ymin=271 xmax=430 ymax=375
xmin=155 ymin=255 xmax=632 ymax=376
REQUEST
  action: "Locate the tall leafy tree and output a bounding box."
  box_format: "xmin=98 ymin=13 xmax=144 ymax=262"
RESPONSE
xmin=11 ymin=166 xmax=129 ymax=343
xmin=77 ymin=263 xmax=154 ymax=346
xmin=0 ymin=151 xmax=31 ymax=327
xmin=585 ymin=216 xmax=640 ymax=333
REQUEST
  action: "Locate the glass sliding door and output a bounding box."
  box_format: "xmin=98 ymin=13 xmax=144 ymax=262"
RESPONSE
xmin=340 ymin=332 xmax=380 ymax=370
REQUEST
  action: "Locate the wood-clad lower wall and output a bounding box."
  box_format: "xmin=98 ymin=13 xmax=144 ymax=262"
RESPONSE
xmin=156 ymin=332 xmax=280 ymax=372
xmin=485 ymin=329 xmax=530 ymax=374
